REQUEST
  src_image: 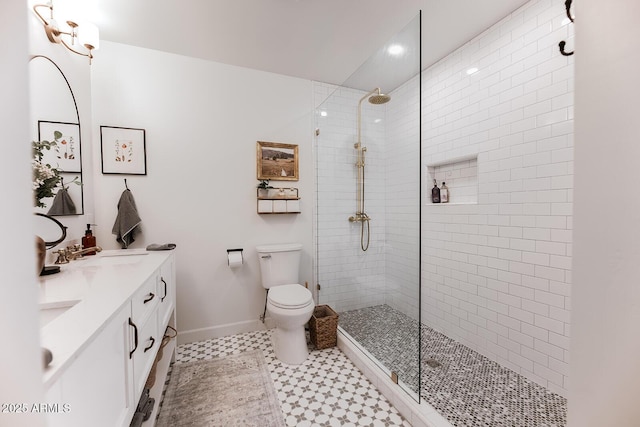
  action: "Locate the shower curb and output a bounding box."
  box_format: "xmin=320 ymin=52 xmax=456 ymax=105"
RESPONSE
xmin=337 ymin=330 xmax=452 ymax=427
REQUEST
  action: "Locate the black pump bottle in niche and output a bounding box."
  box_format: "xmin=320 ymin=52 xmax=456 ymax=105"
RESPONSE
xmin=431 ymin=179 xmax=441 ymax=203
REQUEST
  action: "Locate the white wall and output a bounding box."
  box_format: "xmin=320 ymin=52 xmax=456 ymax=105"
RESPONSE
xmin=0 ymin=1 xmax=45 ymax=425
xmin=421 ymin=0 xmax=573 ymax=396
xmin=91 ymin=42 xmax=314 ymax=342
xmin=570 ymin=0 xmax=640 ymax=425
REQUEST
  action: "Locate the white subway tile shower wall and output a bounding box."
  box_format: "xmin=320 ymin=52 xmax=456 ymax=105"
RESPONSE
xmin=384 ymin=76 xmax=421 ymax=321
xmin=315 ymin=84 xmax=388 ymax=313
xmin=421 ymin=0 xmax=573 ymax=396
xmin=314 ymin=0 xmax=572 ymax=399
xmin=314 ymin=78 xmax=421 ymax=321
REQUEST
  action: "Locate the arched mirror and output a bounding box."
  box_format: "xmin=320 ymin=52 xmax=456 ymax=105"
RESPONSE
xmin=29 ymin=55 xmax=84 ymax=216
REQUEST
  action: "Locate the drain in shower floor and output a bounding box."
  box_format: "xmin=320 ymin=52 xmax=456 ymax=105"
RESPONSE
xmin=425 ymin=358 xmax=441 ymax=368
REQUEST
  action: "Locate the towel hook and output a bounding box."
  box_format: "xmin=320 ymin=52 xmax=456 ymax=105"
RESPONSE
xmin=558 ymin=0 xmax=575 ymax=56
xmin=124 ymin=178 xmax=129 ymax=190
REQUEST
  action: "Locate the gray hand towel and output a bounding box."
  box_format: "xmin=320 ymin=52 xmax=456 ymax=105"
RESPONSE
xmin=112 ymin=189 xmax=142 ymax=249
xmin=47 ymin=188 xmax=77 ymax=215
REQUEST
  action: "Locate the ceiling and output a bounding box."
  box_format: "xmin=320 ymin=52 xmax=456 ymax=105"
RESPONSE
xmin=93 ymin=0 xmax=530 ymax=90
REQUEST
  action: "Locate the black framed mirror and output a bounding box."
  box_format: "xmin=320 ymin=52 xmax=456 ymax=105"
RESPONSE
xmin=29 ymin=55 xmax=84 ymax=216
xmin=34 ymin=212 xmax=67 ymax=248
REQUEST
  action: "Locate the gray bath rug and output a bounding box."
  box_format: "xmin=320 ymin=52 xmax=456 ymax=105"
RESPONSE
xmin=157 ymin=349 xmax=285 ymax=427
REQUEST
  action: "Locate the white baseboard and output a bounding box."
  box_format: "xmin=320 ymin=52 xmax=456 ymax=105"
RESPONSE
xmin=178 ymin=319 xmax=268 ymax=345
xmin=337 ymin=330 xmax=452 ymax=427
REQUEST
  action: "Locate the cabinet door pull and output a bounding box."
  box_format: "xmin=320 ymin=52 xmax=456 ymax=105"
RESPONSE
xmin=128 ymin=318 xmax=138 ymax=359
xmin=161 ymin=278 xmax=167 ymax=302
xmin=144 ymin=336 xmax=156 ymax=352
xmin=143 ymin=293 xmax=155 ymax=304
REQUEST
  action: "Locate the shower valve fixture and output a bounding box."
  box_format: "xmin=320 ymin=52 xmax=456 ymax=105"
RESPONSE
xmin=349 ymin=213 xmax=371 ymax=223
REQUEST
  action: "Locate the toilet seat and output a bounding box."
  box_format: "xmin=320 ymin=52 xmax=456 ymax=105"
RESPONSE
xmin=268 ymin=284 xmax=312 ymax=309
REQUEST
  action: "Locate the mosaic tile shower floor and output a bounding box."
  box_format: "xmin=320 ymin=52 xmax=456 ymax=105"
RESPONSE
xmin=340 ymin=305 xmax=568 ymax=427
xmin=161 ymin=329 xmax=411 ymax=426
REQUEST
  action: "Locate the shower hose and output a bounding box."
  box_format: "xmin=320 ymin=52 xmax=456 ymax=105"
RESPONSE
xmin=360 ymin=214 xmax=370 ymax=251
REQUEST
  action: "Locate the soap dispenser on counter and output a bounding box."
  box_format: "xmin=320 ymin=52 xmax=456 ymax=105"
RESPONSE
xmin=82 ymin=224 xmax=97 ymax=255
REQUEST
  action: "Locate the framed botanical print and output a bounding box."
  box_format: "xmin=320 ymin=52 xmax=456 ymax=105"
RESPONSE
xmin=100 ymin=126 xmax=147 ymax=175
xmin=38 ymin=121 xmax=81 ymax=173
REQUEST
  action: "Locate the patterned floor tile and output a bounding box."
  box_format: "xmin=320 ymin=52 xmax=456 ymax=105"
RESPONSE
xmin=159 ymin=329 xmax=411 ymax=426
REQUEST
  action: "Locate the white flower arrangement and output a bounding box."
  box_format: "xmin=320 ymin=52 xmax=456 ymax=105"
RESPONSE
xmin=32 ymin=135 xmax=81 ymax=208
xmin=32 ymin=139 xmax=62 ymax=208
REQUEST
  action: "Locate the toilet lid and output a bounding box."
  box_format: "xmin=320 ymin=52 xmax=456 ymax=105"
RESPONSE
xmin=268 ymin=284 xmax=312 ymax=309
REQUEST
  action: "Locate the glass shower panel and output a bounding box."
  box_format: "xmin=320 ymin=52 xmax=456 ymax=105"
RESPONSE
xmin=314 ymin=12 xmax=421 ymax=400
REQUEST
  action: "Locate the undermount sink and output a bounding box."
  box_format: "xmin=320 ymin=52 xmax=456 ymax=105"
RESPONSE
xmin=39 ymin=300 xmax=80 ymax=328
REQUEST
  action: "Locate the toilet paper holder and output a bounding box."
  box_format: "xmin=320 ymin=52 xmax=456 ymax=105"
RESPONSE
xmin=227 ymin=248 xmax=243 ymax=266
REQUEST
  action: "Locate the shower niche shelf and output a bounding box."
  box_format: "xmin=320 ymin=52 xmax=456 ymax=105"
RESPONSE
xmin=257 ymin=187 xmax=300 ymax=214
xmin=426 ymin=155 xmax=478 ymax=205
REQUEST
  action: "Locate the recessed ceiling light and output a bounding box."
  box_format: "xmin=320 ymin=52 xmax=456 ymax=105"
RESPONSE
xmin=466 ymin=67 xmax=479 ymax=75
xmin=320 ymin=111 xmax=327 ymax=117
xmin=387 ymin=44 xmax=405 ymax=56
xmin=374 ymin=118 xmax=382 ymax=124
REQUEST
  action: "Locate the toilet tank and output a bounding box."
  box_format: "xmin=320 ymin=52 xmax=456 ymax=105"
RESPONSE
xmin=256 ymin=243 xmax=302 ymax=289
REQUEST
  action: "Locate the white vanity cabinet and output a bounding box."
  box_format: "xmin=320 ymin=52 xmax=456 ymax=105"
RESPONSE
xmin=157 ymin=256 xmax=175 ymax=333
xmin=143 ymin=256 xmax=177 ymax=425
xmin=41 ymin=251 xmax=176 ymax=427
xmin=46 ymin=303 xmax=133 ymax=427
xmin=129 ymin=274 xmax=161 ymax=400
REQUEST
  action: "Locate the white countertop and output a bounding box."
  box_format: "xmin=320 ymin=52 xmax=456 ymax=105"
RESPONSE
xmin=39 ymin=249 xmax=174 ymax=387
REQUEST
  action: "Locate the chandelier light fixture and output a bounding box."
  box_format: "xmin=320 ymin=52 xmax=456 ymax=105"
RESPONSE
xmin=32 ymin=1 xmax=100 ymax=64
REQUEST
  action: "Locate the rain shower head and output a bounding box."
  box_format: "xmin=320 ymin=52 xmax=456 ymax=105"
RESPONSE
xmin=359 ymin=87 xmax=391 ymax=107
xmin=368 ymin=91 xmax=391 ymax=104
xmin=357 ymin=87 xmax=391 ymax=146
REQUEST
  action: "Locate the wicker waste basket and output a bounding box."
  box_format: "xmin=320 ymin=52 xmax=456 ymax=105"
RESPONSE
xmin=145 ymin=325 xmax=177 ymax=389
xmin=309 ymin=305 xmax=339 ymax=350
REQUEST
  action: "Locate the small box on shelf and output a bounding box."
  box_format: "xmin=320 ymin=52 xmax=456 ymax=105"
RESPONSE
xmin=273 ymin=200 xmax=287 ymax=212
xmin=286 ymin=200 xmax=301 ymax=213
xmin=257 ymin=200 xmax=273 ymax=213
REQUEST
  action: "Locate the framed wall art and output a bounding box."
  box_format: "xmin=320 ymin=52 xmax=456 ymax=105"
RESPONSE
xmin=256 ymin=141 xmax=298 ymax=181
xmin=38 ymin=120 xmax=81 ymax=173
xmin=100 ymin=125 xmax=147 ymax=175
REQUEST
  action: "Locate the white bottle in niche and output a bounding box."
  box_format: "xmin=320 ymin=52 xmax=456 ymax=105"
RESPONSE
xmin=440 ymin=182 xmax=449 ymax=203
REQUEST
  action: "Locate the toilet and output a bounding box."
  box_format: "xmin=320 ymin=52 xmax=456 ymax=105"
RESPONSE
xmin=256 ymin=243 xmax=314 ymax=365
